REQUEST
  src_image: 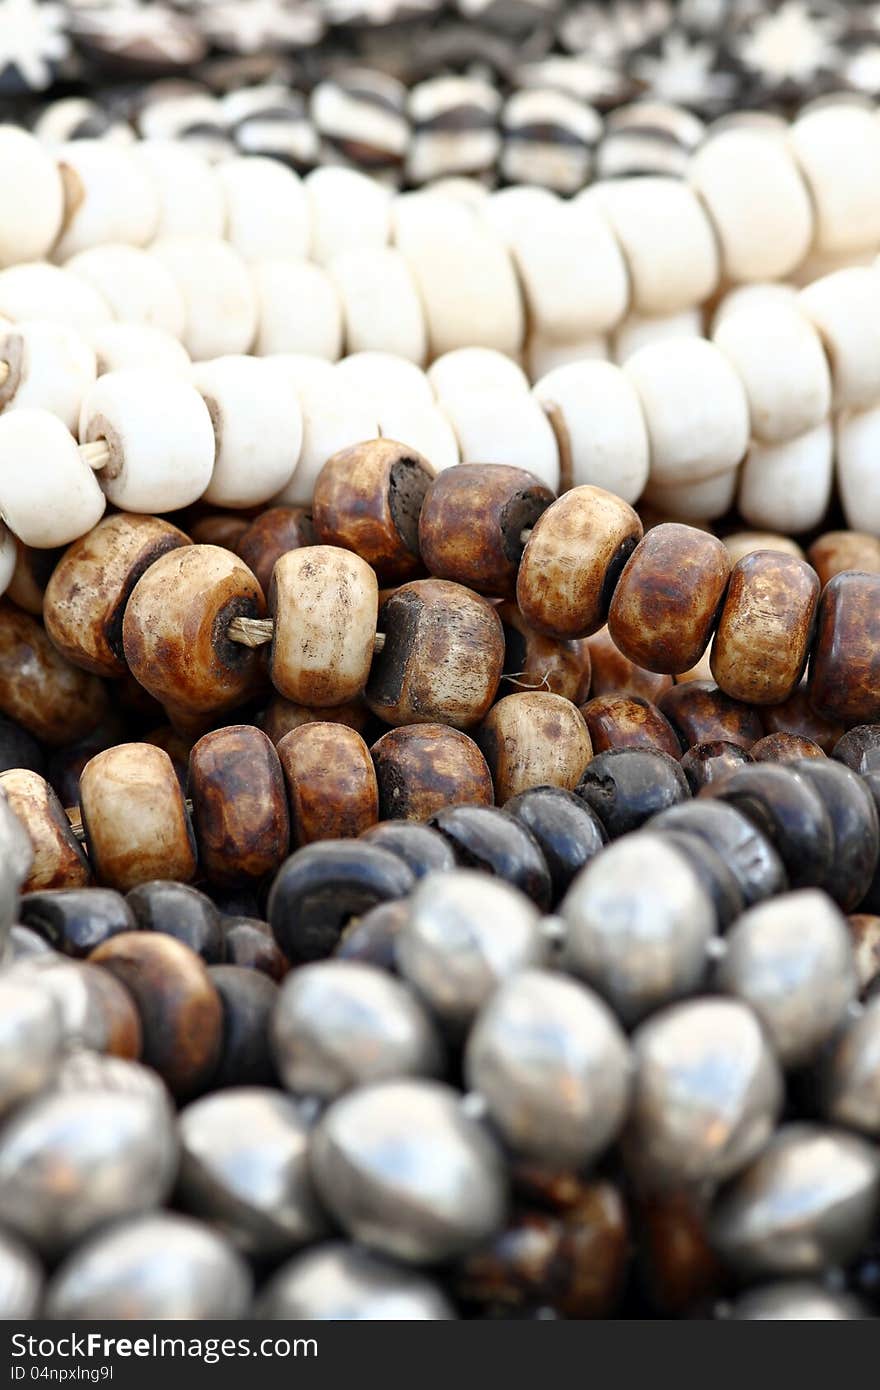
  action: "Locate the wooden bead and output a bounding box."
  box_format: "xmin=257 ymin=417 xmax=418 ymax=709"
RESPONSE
xmin=580 ymin=694 xmax=681 ymax=758
xmin=44 ymin=513 xmax=191 ymax=678
xmin=658 ymin=682 xmax=762 ymax=751
xmin=191 ymin=356 xmax=303 ymax=508
xmin=277 ymin=723 xmax=378 ymax=846
xmin=585 ymin=626 xmax=673 ymax=703
xmin=79 ymin=744 xmax=197 ymax=892
xmin=188 ymin=515 xmax=250 ymax=551
xmin=750 ymin=733 xmax=826 ymax=763
xmin=477 ymin=692 xmax=593 ymax=803
xmin=371 ymin=724 xmax=494 ymax=821
xmin=808 ymin=532 xmax=880 ymax=588
xmin=0 ymin=770 xmax=90 ymax=892
xmin=0 ymin=603 xmax=108 ymax=746
xmin=269 ymin=546 xmax=378 ymax=707
xmin=126 ymin=881 xmax=223 ymax=965
xmin=224 ymin=918 xmax=289 ymax=982
xmin=261 ymin=696 xmax=369 ymax=744
xmin=760 ymin=686 xmax=846 ymax=755
xmin=419 ymin=464 xmax=555 ymax=599
xmin=366 ymin=579 xmax=503 ymax=729
xmin=680 ymin=740 xmax=752 ymax=792
xmin=809 ymin=572 xmax=880 ymax=726
xmin=188 ymin=725 xmax=289 ymax=883
xmin=235 ymin=507 xmax=316 ymax=595
xmin=497 ymin=603 xmax=591 ymax=704
xmin=608 ymin=524 xmax=731 ymax=675
xmin=0 ymin=409 xmax=105 ymax=548
xmin=123 ymin=545 xmax=265 ymax=718
xmin=313 ymin=439 xmax=435 ymax=584
xmin=517 ymin=486 xmax=643 ymax=641
xmin=710 ymin=552 xmax=820 ymax=706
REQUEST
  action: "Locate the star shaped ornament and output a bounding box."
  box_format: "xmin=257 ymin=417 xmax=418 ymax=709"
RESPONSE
xmin=0 ymin=0 xmax=70 ymax=92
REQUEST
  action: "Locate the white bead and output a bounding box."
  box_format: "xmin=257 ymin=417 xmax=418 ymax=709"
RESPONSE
xmin=329 ymin=247 xmax=427 ymax=364
xmin=0 ymin=410 xmax=105 ymax=546
xmin=78 ymin=369 xmax=215 ymax=513
xmin=738 ymin=422 xmax=834 ymax=534
xmin=151 ymin=237 xmax=257 ymax=362
xmin=64 ymin=245 xmax=185 ymax=338
xmin=375 ymin=401 xmax=459 ymax=473
xmin=724 ymin=532 xmax=806 ymax=566
xmin=0 ymin=265 xmax=111 ymax=338
xmin=532 ymin=361 xmax=648 ymax=502
xmin=53 ymin=143 xmax=159 ymax=260
xmin=526 ymin=334 xmax=607 ymax=379
xmin=791 ymin=246 xmax=876 ymax=290
xmin=837 ymin=406 xmax=880 ymax=537
xmin=710 ymin=282 xmax=800 ymax=333
xmin=91 ymin=324 xmax=191 ymax=377
xmin=689 ymin=128 xmax=813 ymax=281
xmin=306 ymin=168 xmax=391 ymax=267
xmin=421 ymin=177 xmax=490 ymax=208
xmin=428 ymin=347 xmax=529 ymax=398
xmin=612 ymin=308 xmax=702 ymax=365
xmin=641 ymin=467 xmax=739 ymax=522
xmin=216 ymin=156 xmax=310 ymax=263
xmin=584 ymin=178 xmax=719 ymax=315
xmin=440 ymin=388 xmax=559 ymax=489
xmin=713 ymin=303 xmax=831 ymax=444
xmin=799 ymin=268 xmax=880 ymax=410
xmin=790 ymin=105 xmax=880 ymax=256
xmin=0 ymin=524 xmax=15 ymax=597
xmin=134 ymin=142 xmax=226 ymax=240
xmin=0 ymin=128 xmax=64 ymax=267
xmin=394 ymin=192 xmax=524 ymax=358
xmin=271 ymin=372 xmax=379 ymax=507
xmin=250 ymin=259 xmax=342 ymax=360
xmin=191 ymin=356 xmax=303 ymax=509
xmin=0 ymin=321 xmax=96 ymax=432
xmin=625 ymin=339 xmax=750 ymax=485
xmin=335 ymin=353 xmax=433 ymax=409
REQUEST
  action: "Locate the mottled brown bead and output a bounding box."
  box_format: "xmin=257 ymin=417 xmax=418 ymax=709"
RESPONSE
xmin=498 ymin=603 xmax=591 ymax=704
xmin=808 ymin=531 xmax=880 ymax=589
xmin=6 ymin=539 xmax=59 ymax=615
xmin=277 ymin=723 xmax=378 ymax=845
xmin=188 ymin=513 xmax=250 ymax=550
xmin=314 ymin=439 xmax=434 ymax=584
xmin=808 ymin=572 xmax=880 ymax=726
xmin=269 ymin=546 xmax=377 ymax=708
xmin=658 ymin=681 xmax=762 ymax=750
xmin=79 ymin=744 xmax=197 ymax=892
xmin=680 ymin=741 xmax=752 ymax=792
xmin=477 ymin=692 xmax=593 ymax=803
xmin=87 ymin=966 xmax=143 ymax=1060
xmin=260 ymin=695 xmax=370 ymax=745
xmin=0 ymin=603 xmax=108 ymax=747
xmin=371 ymin=724 xmax=494 ymax=822
xmin=223 ymin=917 xmax=289 ymax=982
xmin=366 ymin=579 xmax=504 ymax=730
xmin=235 ymin=506 xmax=315 ymax=595
xmin=580 ymin=693 xmax=681 ymax=758
xmin=89 ymin=932 xmax=222 ymax=1099
xmin=609 ymin=524 xmax=731 ymax=675
xmin=585 ymin=625 xmax=674 ymax=703
xmin=517 ymin=486 xmax=643 ymax=640
xmin=849 ymin=914 xmax=880 ymax=994
xmin=123 ymin=545 xmax=266 ymax=719
xmin=0 ymin=769 xmax=90 ymax=891
xmin=760 ymin=685 xmax=846 ymax=753
xmin=750 ymin=733 xmax=826 ymax=763
xmin=420 ymin=463 xmax=554 ymax=600
xmin=636 ymin=1190 xmax=725 ymax=1315
xmin=711 ymin=551 xmax=819 ymax=705
xmin=188 ymin=725 xmax=289 ymax=883
xmin=44 ymin=513 xmax=191 ymax=678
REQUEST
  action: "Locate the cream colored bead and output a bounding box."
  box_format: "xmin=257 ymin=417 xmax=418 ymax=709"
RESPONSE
xmin=64 ymin=245 xmax=185 ymax=338
xmin=269 ymin=547 xmax=378 ymax=706
xmin=791 ymin=246 xmax=876 ymax=289
xmin=533 ymin=360 xmax=648 ymax=502
xmin=0 ymin=410 xmax=105 ymax=547
xmin=191 ymin=355 xmax=303 ymax=508
xmin=78 ymin=369 xmax=215 ymax=513
xmin=713 ymin=303 xmax=831 ymax=444
xmin=422 ymin=177 xmax=489 ymax=208
xmin=612 ymin=308 xmax=702 ymax=365
xmin=134 ymin=141 xmax=225 ymax=240
xmin=584 ymin=178 xmax=719 ymax=315
xmin=790 ymin=105 xmax=880 ymax=256
xmin=799 ymin=268 xmax=880 ymax=410
xmin=724 ymin=532 xmax=806 ymax=566
xmin=428 ymin=347 xmax=529 ymax=398
xmin=625 ymin=339 xmax=750 ymax=485
xmin=0 ymin=127 xmax=64 ymax=267
xmin=738 ymin=422 xmax=834 ymax=534
xmin=329 ymin=247 xmax=427 ymax=364
xmin=710 ymin=282 xmax=800 ymax=333
xmin=306 ymin=167 xmax=391 ymax=267
xmin=91 ymin=323 xmax=191 ymax=377
xmin=271 ymin=371 xmax=379 ymax=507
xmin=837 ymin=407 xmax=880 ymax=537
xmin=0 ymin=321 xmax=96 ymax=431
xmin=250 ymin=259 xmax=342 ymax=360
xmin=689 ymin=127 xmax=813 ymax=281
xmin=440 ymin=389 xmax=559 ymax=490
xmin=151 ymin=237 xmax=257 ymax=361
xmin=54 ymin=142 xmax=159 ymax=260
xmin=0 ymin=264 xmax=111 ymax=338
xmin=0 ymin=524 xmax=14 ymax=598
xmin=641 ymin=467 xmax=739 ymax=522
xmin=394 ymin=192 xmax=524 ymax=358
xmin=334 ymin=352 xmax=433 ymax=409
xmin=376 ymin=401 xmax=460 ymax=474
xmin=527 ymin=334 xmax=608 ymax=379
xmin=217 ymin=156 xmax=309 ymax=263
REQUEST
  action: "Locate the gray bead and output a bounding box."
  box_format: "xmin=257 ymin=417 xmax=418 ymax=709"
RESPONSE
xmin=177 ymin=1087 xmax=326 ymax=1258
xmin=0 ymin=976 xmax=63 ymax=1116
xmin=7 ymin=957 xmax=112 ymax=1052
xmin=628 ymin=997 xmax=782 ymax=1187
xmin=716 ymin=889 xmax=857 ymax=1068
xmin=397 ymin=870 xmax=546 ymax=1031
xmin=272 ymin=959 xmax=443 ymax=1099
xmin=727 ymin=1281 xmax=870 ymax=1320
xmin=48 ymin=1052 xmax=172 ymax=1114
xmin=465 ymin=968 xmax=631 ymax=1168
xmin=560 ymin=832 xmax=716 ymax=1025
xmin=310 ymin=1079 xmax=508 ymax=1263
xmin=45 ymin=1213 xmax=251 ymax=1320
xmin=0 ymin=1230 xmax=42 ymax=1319
xmin=710 ymin=1124 xmax=880 ymax=1278
xmin=0 ymin=786 xmax=33 ymax=888
xmin=823 ymin=995 xmax=880 ymax=1134
xmin=259 ymin=1241 xmax=455 ymax=1320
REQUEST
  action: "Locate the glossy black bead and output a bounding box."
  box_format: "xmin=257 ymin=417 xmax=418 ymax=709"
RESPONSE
xmin=223 ymin=917 xmax=288 ymax=982
xmin=790 ymin=758 xmax=880 ymax=911
xmin=0 ymin=716 xmax=43 ymax=776
xmin=654 ymin=828 xmax=745 ymax=930
xmin=504 ymin=785 xmax=607 ymax=907
xmin=359 ymin=822 xmax=456 ymax=880
xmin=207 ymin=964 xmax=279 ymax=1089
xmin=699 ymin=763 xmax=835 ymax=892
xmin=652 ymin=800 xmax=786 ymax=908
xmin=833 ymin=726 xmax=880 ymax=777
xmin=427 ymin=805 xmax=552 ymax=910
xmin=335 ymin=900 xmax=408 ymax=972
xmin=126 ymin=881 xmax=225 ymax=964
xmin=203 ymin=880 xmax=265 ymax=921
xmin=574 ymin=748 xmax=689 ymax=840
xmin=680 ymin=741 xmax=752 ymax=794
xmin=19 ymin=888 xmax=135 ymax=958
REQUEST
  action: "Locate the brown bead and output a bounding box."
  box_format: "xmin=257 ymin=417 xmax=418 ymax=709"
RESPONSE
xmin=261 ymin=694 xmax=370 ymax=744
xmin=188 ymin=513 xmax=250 ymax=550
xmin=808 ymin=531 xmax=880 ymax=589
xmin=609 ymin=524 xmax=731 ymax=675
xmin=277 ymin=722 xmax=378 ymax=845
xmin=580 ymin=693 xmax=681 ymax=758
xmin=750 ymin=732 xmax=826 ymax=763
xmin=314 ymin=439 xmax=434 ymax=584
xmin=498 ymin=602 xmax=591 ymax=704
xmin=224 ymin=917 xmax=289 ymax=982
xmin=89 ymin=932 xmax=222 ymax=1098
xmin=235 ymin=506 xmax=315 ymax=594
xmin=658 ymin=681 xmax=762 ymax=750
xmin=366 ymin=579 xmax=504 ymax=729
xmin=0 ymin=769 xmax=90 ymax=891
xmin=370 ymin=723 xmax=494 ymax=821
xmin=636 ymin=1190 xmax=725 ymax=1315
xmin=680 ymin=740 xmax=752 ymax=792
xmin=759 ymin=684 xmax=846 ymax=753
xmin=420 ymin=463 xmax=554 ymax=600
xmin=86 ymin=967 xmax=143 ymax=1060
xmin=44 ymin=513 xmax=191 ymax=678
xmin=0 ymin=602 xmax=108 ymax=747
xmin=710 ymin=551 xmax=819 ymax=705
xmin=188 ymin=724 xmax=289 ymax=882
xmin=517 ymin=485 xmax=643 ymax=640
xmin=584 ymin=625 xmax=674 ymax=703
xmin=476 ymin=692 xmax=593 ymax=803
xmin=115 ymin=670 xmax=164 ymax=722
xmin=79 ymin=743 xmax=197 ymax=892
xmin=269 ymin=546 xmax=378 ymax=707
xmin=6 ymin=539 xmax=59 ymax=615
xmin=848 ymin=914 xmax=880 ymax=994
xmin=123 ymin=544 xmax=266 ymax=718
xmin=808 ymin=571 xmax=880 ymax=726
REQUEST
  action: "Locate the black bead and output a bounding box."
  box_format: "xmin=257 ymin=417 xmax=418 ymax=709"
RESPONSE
xmin=427 ymin=805 xmax=552 ymax=910
xmin=574 ymin=748 xmax=690 ymax=840
xmin=207 ymin=964 xmax=278 ymax=1089
xmin=699 ymin=763 xmax=834 ymax=892
xmin=336 ymin=899 xmax=408 ymax=972
xmin=359 ymin=821 xmax=456 ymax=879
xmin=223 ymin=917 xmax=288 ymax=982
xmin=790 ymin=758 xmax=880 ymax=911
xmin=0 ymin=716 xmax=43 ymax=776
xmin=126 ymin=881 xmax=225 ymax=964
xmin=654 ymin=828 xmax=745 ymax=930
xmin=652 ymin=800 xmax=786 ymax=908
xmin=504 ymin=785 xmax=607 ymax=906
xmin=19 ymin=887 xmax=135 ymax=958
xmin=680 ymin=740 xmax=752 ymax=793
xmin=833 ymin=726 xmax=880 ymax=777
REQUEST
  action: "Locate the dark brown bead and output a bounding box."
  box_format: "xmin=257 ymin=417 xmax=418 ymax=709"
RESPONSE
xmin=808 ymin=571 xmax=880 ymax=725
xmin=314 ymin=439 xmax=434 ymax=584
xmin=636 ymin=1190 xmax=725 ymax=1315
xmin=127 ymin=881 xmax=224 ymax=964
xmin=0 ymin=769 xmax=90 ymax=891
xmin=848 ymin=914 xmax=880 ymax=994
xmin=235 ymin=506 xmax=315 ymax=594
xmin=608 ymin=524 xmax=731 ymax=675
xmin=0 ymin=602 xmax=108 ymax=747
xmin=808 ymin=531 xmax=880 ymax=588
xmin=188 ymin=724 xmax=289 ymax=883
xmin=86 ymin=965 xmax=143 ymax=1060
xmin=19 ymin=887 xmax=134 ymax=958
xmin=223 ymin=917 xmax=289 ymax=981
xmin=498 ymin=602 xmax=591 ymax=704
xmin=420 ymin=463 xmax=554 ymax=599
xmin=207 ymin=963 xmax=278 ymax=1088
xmin=750 ymin=733 xmax=826 ymax=763
xmin=477 ymin=692 xmax=593 ymax=803
xmin=89 ymin=932 xmax=223 ymax=1099
xmin=584 ymin=625 xmax=673 ymax=702
xmin=680 ymin=741 xmax=752 ymax=792
xmin=188 ymin=513 xmax=250 ymax=550
xmin=580 ymin=693 xmax=681 ymax=758
xmin=335 ymin=899 xmax=408 ymax=971
xmin=0 ymin=714 xmax=43 ymax=777
xmin=277 ymin=722 xmax=378 ymax=845
xmin=760 ymin=684 xmax=846 ymax=753
xmin=370 ymin=723 xmax=494 ymax=821
xmin=658 ymin=681 xmax=762 ymax=750
xmin=711 ymin=551 xmax=819 ymax=705
xmin=261 ymin=695 xmax=370 ymax=744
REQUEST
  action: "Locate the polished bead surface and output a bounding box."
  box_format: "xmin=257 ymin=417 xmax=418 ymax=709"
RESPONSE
xmin=580 ymin=693 xmax=681 ymax=758
xmin=585 ymin=625 xmax=673 ymax=703
xmin=750 ymin=732 xmax=825 ymax=762
xmin=652 ymin=800 xmax=786 ymax=907
xmin=477 ymin=691 xmax=593 ymax=802
xmin=658 ymin=681 xmax=763 ymax=750
xmin=504 ymin=785 xmax=606 ymax=907
xmin=701 ymin=763 xmax=834 ymax=892
xmin=0 ymin=976 xmax=62 ymax=1117
xmin=680 ymin=740 xmax=752 ymax=791
xmin=278 ymin=722 xmax=378 ymax=845
xmin=575 ymin=748 xmax=689 ymax=839
xmin=189 ymin=724 xmax=289 ymax=882
xmin=371 ymin=724 xmax=494 ymax=822
xmin=18 ymin=887 xmax=133 ymax=958
xmin=823 ymin=995 xmax=880 ymax=1135
xmin=791 ymin=757 xmax=879 ymax=910
xmin=315 ymin=439 xmax=435 ymax=585
xmin=497 ymin=602 xmax=591 ymax=704
xmin=654 ymin=829 xmax=745 ymax=929
xmin=0 ymin=1231 xmax=42 ymax=1319
xmin=426 ymin=806 xmax=552 ymax=908
xmin=359 ymin=821 xmax=456 ymax=879
xmin=728 ymin=1281 xmax=870 ymax=1320
xmin=834 ymin=725 xmax=880 ymax=776
xmin=808 ymin=571 xmax=880 ymax=725
xmin=126 ymin=881 xmax=224 ymax=964
xmin=208 ymin=964 xmax=278 ymax=1088
xmin=710 ymin=551 xmax=819 ymax=705
xmin=259 ymin=1242 xmax=455 ymax=1321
